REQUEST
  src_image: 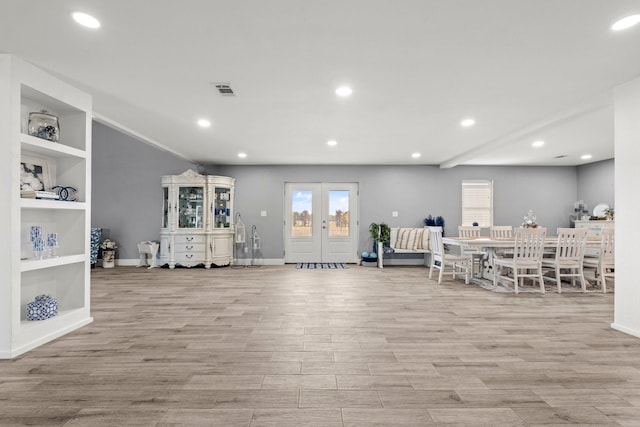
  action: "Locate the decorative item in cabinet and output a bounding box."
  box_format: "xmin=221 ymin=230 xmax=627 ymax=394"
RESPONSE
xmin=51 ymin=185 xmax=78 ymax=201
xmin=26 ymin=295 xmax=59 ymax=321
xmin=20 ymin=155 xmax=52 ymax=192
xmin=28 ymin=110 xmax=59 ymax=142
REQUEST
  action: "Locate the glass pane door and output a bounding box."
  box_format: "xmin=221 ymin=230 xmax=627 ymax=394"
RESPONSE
xmin=178 ymin=186 xmax=204 ymax=229
xmin=284 ymin=183 xmax=358 ymax=263
xmin=213 ymin=187 xmax=231 ymax=228
xmin=328 ymin=190 xmax=349 ymax=237
xmin=162 ymin=187 xmax=169 ymax=228
xmin=292 ymin=190 xmax=313 ymax=237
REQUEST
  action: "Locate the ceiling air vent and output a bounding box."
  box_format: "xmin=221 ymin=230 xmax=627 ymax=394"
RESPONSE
xmin=211 ymin=82 xmax=236 ymax=96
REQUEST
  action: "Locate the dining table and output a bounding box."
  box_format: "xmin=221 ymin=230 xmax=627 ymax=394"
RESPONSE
xmin=442 ymin=235 xmax=602 ymax=285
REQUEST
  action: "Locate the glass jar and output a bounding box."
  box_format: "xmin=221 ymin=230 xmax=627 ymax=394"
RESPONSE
xmin=28 ymin=111 xmax=59 ymax=142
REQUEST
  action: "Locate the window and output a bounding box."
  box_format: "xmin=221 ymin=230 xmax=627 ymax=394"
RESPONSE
xmin=461 ymin=180 xmax=493 ymax=227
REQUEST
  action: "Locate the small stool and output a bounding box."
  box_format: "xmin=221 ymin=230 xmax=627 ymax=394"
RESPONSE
xmin=137 ymin=241 xmax=159 ymax=269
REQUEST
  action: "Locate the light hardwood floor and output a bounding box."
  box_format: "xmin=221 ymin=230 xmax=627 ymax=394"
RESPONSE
xmin=1 ymin=265 xmax=639 ymax=426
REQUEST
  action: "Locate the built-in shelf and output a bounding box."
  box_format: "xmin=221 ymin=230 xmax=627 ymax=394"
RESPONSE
xmin=21 ymin=134 xmax=86 ymax=159
xmin=20 ymin=254 xmax=86 ymax=272
xmin=2 ymin=54 xmax=92 ymax=359
xmin=20 ymin=307 xmax=87 ymax=330
xmin=20 ymin=199 xmax=87 ymax=210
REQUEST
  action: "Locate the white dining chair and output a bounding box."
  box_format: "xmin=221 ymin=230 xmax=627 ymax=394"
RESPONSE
xmin=493 ymin=227 xmax=547 ymax=294
xmin=428 ymin=226 xmax=471 ymax=285
xmin=541 ymin=228 xmax=588 ymax=293
xmin=490 ymin=225 xmax=513 ymax=257
xmin=490 ymin=226 xmax=513 ymax=238
xmin=583 ymin=227 xmax=614 ymax=293
xmin=458 ymin=225 xmax=487 ymax=277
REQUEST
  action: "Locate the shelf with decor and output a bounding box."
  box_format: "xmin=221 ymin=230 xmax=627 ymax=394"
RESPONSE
xmin=1 ymin=54 xmax=93 ymax=359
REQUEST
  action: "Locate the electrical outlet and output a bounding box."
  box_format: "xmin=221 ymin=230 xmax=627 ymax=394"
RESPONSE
xmin=392 ymin=211 xmax=398 ymax=217
xmin=261 ymin=210 xmax=267 ymax=216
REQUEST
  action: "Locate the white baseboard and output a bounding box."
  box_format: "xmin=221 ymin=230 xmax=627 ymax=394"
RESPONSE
xmin=107 ymin=258 xmax=287 ymax=267
xmin=115 ymin=258 xmax=139 ymax=266
xmin=234 ymin=258 xmax=284 ymax=266
xmin=380 ymin=258 xmax=429 ymax=267
xmin=611 ymin=322 xmax=640 ymax=339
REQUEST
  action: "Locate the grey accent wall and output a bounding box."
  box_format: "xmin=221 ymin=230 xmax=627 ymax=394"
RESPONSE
xmin=577 ymin=159 xmax=615 ymax=213
xmin=92 ymin=122 xmax=198 ymax=259
xmin=208 ymin=164 xmax=577 ymax=260
xmin=91 ymin=121 xmax=583 ymax=262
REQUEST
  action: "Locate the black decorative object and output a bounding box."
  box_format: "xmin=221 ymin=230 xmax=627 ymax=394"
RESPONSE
xmin=425 ymin=214 xmax=446 ymax=236
xmin=51 ymin=185 xmax=77 ymax=201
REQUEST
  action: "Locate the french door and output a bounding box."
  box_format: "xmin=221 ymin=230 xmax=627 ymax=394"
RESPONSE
xmin=284 ymin=182 xmax=359 ymax=263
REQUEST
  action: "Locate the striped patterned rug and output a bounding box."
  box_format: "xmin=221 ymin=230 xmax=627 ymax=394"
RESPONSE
xmin=296 ymin=263 xmax=348 ymax=269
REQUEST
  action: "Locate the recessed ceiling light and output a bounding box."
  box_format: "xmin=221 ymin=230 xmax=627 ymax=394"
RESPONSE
xmin=238 ymin=152 xmax=247 ymax=158
xmin=335 ymin=86 xmax=353 ymax=97
xmin=72 ymin=11 xmax=101 ymax=29
xmin=411 ymin=152 xmax=421 ymax=159
xmin=197 ymin=119 xmax=211 ymax=128
xmin=460 ymin=118 xmax=475 ymax=127
xmin=327 ymin=140 xmax=338 ymax=146
xmin=581 ymin=154 xmax=593 ymax=160
xmin=612 ymin=14 xmax=640 ymax=31
xmin=531 ymin=140 xmax=545 ymax=148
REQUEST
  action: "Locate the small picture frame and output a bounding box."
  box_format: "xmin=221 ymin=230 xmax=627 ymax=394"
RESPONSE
xmin=20 ymin=155 xmax=53 ymax=192
xmin=219 ymin=192 xmax=230 ymax=201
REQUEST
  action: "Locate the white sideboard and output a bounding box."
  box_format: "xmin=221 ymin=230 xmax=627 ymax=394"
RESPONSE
xmin=575 ymin=220 xmax=615 ymax=237
xmin=575 ymin=220 xmax=614 ymax=256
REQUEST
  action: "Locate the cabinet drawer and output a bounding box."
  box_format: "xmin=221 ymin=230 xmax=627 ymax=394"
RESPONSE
xmin=174 ymin=243 xmax=205 ymax=253
xmin=174 ymin=235 xmax=206 ymax=244
xmin=174 ymin=253 xmax=204 ymax=263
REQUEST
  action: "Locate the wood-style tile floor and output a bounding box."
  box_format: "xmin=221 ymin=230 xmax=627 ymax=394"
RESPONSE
xmin=1 ymin=265 xmax=639 ymax=426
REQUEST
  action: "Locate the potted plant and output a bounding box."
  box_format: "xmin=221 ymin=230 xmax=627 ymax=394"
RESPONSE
xmin=100 ymin=239 xmax=118 ymax=268
xmin=603 ymin=207 xmax=614 ymax=221
xmin=369 ymin=222 xmax=390 ymax=254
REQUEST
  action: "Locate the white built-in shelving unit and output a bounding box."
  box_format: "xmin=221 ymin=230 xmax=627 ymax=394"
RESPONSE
xmin=0 ymin=54 xmax=93 ymax=358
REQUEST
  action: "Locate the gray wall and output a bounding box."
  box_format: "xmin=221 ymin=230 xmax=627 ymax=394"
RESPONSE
xmin=91 ymin=122 xmax=198 ymax=258
xmin=91 ymin=123 xmax=615 ymax=261
xmin=577 ymin=159 xmax=615 ymax=213
xmin=208 ymin=164 xmax=577 ymax=260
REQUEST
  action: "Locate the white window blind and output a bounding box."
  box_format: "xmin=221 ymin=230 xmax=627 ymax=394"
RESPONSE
xmin=461 ymin=180 xmax=493 ymax=227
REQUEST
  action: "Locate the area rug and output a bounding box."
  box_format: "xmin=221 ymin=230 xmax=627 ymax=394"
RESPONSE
xmin=296 ymin=263 xmax=348 ymax=269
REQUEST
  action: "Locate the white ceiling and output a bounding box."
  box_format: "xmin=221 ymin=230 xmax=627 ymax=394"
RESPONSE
xmin=2 ymin=1 xmax=639 ymax=167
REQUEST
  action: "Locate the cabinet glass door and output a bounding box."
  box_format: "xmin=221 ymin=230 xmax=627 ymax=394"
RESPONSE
xmin=178 ymin=186 xmax=204 ymax=229
xmin=213 ymin=187 xmax=231 ymax=228
xmin=162 ymin=187 xmax=169 ymax=228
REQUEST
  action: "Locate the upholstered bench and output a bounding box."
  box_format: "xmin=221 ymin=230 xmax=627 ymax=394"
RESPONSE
xmin=377 ymin=226 xmax=431 ymax=268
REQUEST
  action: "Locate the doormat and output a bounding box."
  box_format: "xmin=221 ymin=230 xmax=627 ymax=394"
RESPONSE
xmin=296 ymin=263 xmax=348 ymax=269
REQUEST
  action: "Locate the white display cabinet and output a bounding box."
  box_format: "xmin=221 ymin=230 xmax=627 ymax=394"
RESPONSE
xmin=160 ymin=170 xmax=235 ymax=268
xmin=0 ymin=55 xmax=93 ymax=359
